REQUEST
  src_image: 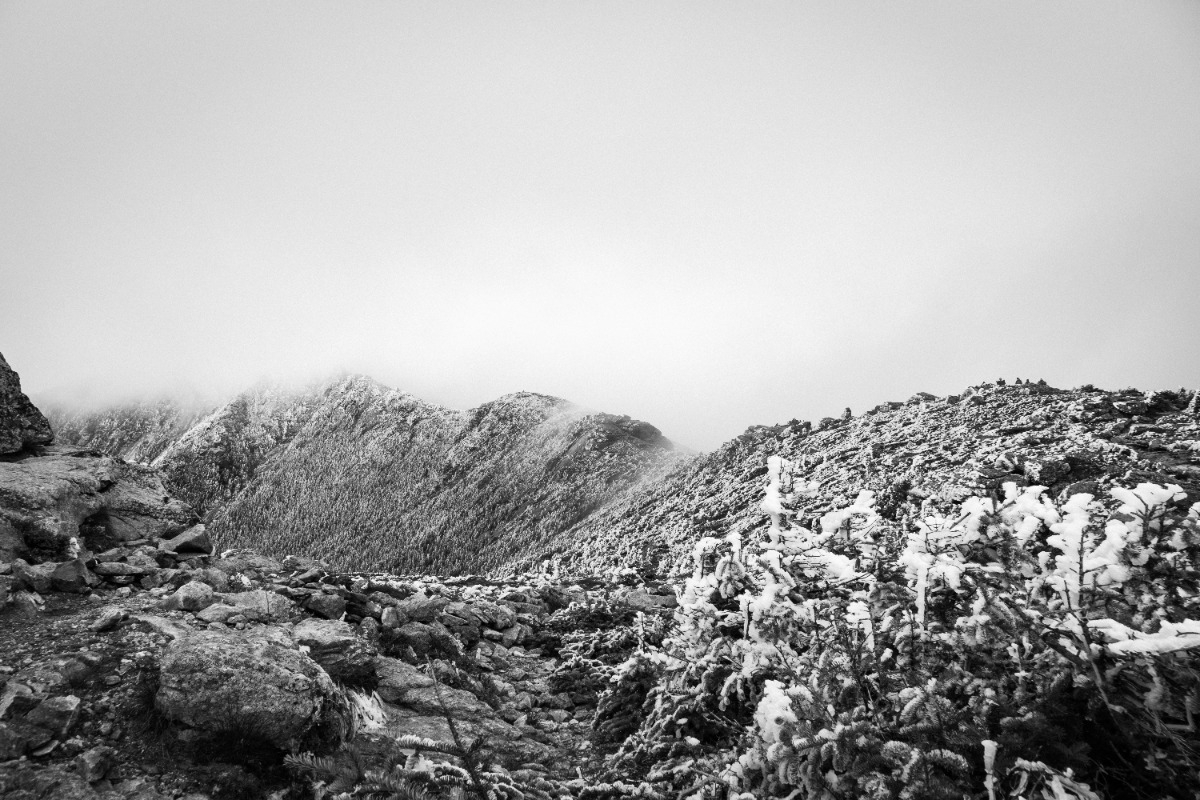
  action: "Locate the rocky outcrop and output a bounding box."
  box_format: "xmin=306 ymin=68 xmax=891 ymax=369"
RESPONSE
xmin=0 ymin=446 xmax=197 ymax=562
xmin=0 ymin=352 xmax=52 ymax=454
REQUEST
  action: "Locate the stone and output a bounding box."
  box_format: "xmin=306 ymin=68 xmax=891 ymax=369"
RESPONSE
xmin=194 ymin=603 xmax=239 ymax=624
xmin=0 ymin=718 xmax=52 ymax=758
xmin=1024 ymin=457 xmax=1071 ymax=485
xmin=12 ymin=559 xmax=55 ymax=593
xmin=222 ymin=589 xmax=295 ymax=622
xmin=162 ymin=581 xmax=214 ymax=612
xmin=90 ymin=606 xmax=125 ymax=632
xmin=131 ymin=614 xmax=193 ymax=641
xmin=620 ymin=589 xmax=678 ymax=612
xmin=24 ymin=694 xmax=81 ymax=736
xmin=156 ymin=629 xmax=350 ymax=750
xmin=0 ymin=352 xmax=53 ymax=455
xmin=74 ymin=744 xmax=116 ymax=782
xmin=92 ymin=561 xmax=151 ymax=577
xmin=396 ymin=684 xmax=492 ymax=717
xmin=440 ymin=602 xmax=482 ymax=645
xmin=396 ymin=592 xmax=449 ymax=623
xmin=380 ymin=606 xmax=403 ymax=629
xmin=211 ymin=552 xmax=283 ymax=577
xmin=306 ymin=591 xmax=347 ymax=620
xmin=51 ymin=559 xmax=98 ymax=593
xmin=192 ymin=567 xmax=231 ymax=592
xmin=290 ymin=618 xmax=377 ymax=685
xmin=392 ymin=621 xmax=435 ymax=655
xmin=158 ymin=524 xmax=212 ymax=555
xmin=373 ymin=657 xmax=434 ymax=703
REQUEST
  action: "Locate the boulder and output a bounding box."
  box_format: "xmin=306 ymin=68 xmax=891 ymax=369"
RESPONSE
xmin=162 ymin=581 xmax=214 ymax=612
xmin=0 ymin=352 xmax=53 ymax=455
xmin=306 ymin=591 xmax=347 ymax=620
xmin=156 ymin=629 xmax=350 ymax=750
xmin=396 ymin=592 xmax=449 ymax=623
xmin=24 ymin=694 xmax=80 ymax=736
xmin=195 ymin=602 xmax=239 ymax=624
xmin=158 ymin=524 xmax=212 ymax=555
xmin=50 ymin=559 xmax=98 ymax=593
xmin=92 ymin=561 xmax=152 ymax=578
xmin=75 ymin=744 xmax=117 ymax=782
xmin=391 ymin=621 xmax=436 ymax=655
xmin=12 ymin=559 xmax=55 ymax=593
xmin=0 ymin=718 xmax=52 ymax=759
xmin=291 ymin=618 xmax=377 ymax=685
xmin=620 ymin=588 xmax=678 ymax=612
xmin=374 ymin=657 xmax=434 ymax=703
xmin=221 ymin=589 xmax=295 ymax=623
xmin=440 ymin=602 xmax=482 ymax=645
xmin=90 ymin=606 xmax=125 ymax=632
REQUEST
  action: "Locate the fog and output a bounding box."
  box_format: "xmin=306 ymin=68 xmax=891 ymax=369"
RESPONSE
xmin=2 ymin=2 xmax=1198 ymax=450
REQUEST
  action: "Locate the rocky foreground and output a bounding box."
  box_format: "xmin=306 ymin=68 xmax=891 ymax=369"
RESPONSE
xmin=1 ymin=534 xmax=672 ymax=799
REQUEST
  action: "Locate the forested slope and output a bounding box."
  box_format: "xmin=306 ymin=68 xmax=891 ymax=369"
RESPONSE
xmin=53 ymin=376 xmax=684 ymax=575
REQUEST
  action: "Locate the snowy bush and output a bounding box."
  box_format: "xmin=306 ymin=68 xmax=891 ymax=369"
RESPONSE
xmin=603 ymin=456 xmax=1200 ymax=800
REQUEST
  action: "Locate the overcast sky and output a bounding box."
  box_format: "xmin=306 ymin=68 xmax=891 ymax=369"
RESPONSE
xmin=2 ymin=2 xmax=1198 ymax=450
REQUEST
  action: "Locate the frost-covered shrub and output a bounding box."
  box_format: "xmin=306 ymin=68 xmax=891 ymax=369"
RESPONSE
xmin=604 ymin=456 xmax=1200 ymax=800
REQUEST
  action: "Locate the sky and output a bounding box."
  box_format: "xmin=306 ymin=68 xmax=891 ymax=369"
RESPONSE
xmin=1 ymin=2 xmax=1198 ymax=451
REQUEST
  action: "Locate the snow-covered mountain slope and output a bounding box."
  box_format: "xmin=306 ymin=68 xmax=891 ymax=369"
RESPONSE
xmin=51 ymin=377 xmax=685 ymax=575
xmin=46 ymin=398 xmax=214 ymax=466
xmin=557 ymin=381 xmax=1200 ymax=575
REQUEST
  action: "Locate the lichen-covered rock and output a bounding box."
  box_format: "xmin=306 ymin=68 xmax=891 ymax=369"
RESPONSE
xmin=0 ymin=352 xmax=53 ymax=455
xmin=290 ymin=618 xmax=377 ymax=685
xmin=156 ymin=630 xmax=350 ymax=750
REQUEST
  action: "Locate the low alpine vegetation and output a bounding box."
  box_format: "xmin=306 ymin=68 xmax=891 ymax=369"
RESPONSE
xmin=595 ymin=456 xmax=1200 ymax=800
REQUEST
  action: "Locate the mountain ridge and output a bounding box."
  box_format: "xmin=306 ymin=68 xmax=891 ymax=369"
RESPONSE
xmin=47 ymin=376 xmax=1200 ymax=578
